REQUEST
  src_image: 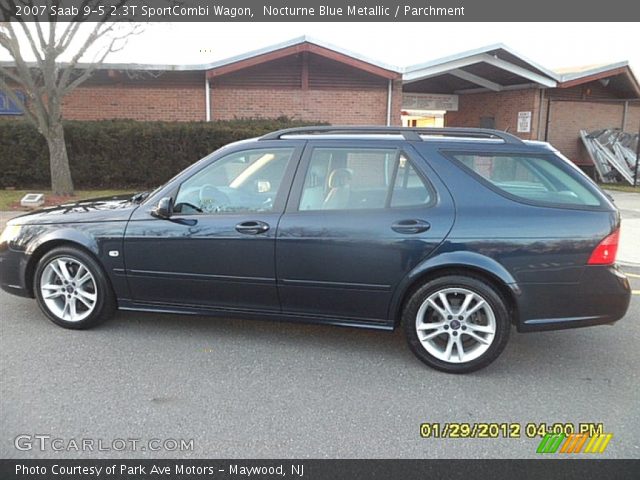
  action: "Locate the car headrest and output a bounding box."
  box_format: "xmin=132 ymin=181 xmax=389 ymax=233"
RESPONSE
xmin=327 ymin=168 xmax=352 ymax=189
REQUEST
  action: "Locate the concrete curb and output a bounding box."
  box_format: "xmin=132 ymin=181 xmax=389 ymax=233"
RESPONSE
xmin=0 ymin=211 xmax=20 ymax=229
xmin=619 ymin=261 xmax=640 ymax=269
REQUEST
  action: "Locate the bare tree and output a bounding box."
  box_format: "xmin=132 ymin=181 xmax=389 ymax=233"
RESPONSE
xmin=0 ymin=2 xmax=140 ymax=195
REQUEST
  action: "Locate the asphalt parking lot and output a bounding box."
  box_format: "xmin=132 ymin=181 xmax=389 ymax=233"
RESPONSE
xmin=1 ymin=267 xmax=639 ymax=460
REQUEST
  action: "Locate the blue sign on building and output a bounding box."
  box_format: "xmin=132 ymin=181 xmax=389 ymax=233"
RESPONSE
xmin=0 ymin=90 xmax=25 ymax=115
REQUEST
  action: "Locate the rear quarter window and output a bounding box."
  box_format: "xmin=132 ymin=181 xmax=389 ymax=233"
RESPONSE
xmin=449 ymin=152 xmax=603 ymax=208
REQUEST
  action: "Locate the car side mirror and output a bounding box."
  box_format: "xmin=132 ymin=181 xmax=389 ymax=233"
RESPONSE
xmin=151 ymin=197 xmax=173 ymax=219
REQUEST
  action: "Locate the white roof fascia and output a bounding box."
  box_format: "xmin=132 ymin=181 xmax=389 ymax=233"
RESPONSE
xmin=0 ymin=36 xmax=401 ymax=73
xmin=403 ymin=53 xmax=489 ymax=83
xmin=557 ymin=61 xmax=629 ymax=82
xmin=448 ymin=68 xmax=503 ymax=91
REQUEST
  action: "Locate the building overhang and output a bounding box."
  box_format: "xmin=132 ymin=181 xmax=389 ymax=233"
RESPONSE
xmin=556 ymin=63 xmax=640 ymax=98
xmin=205 ymin=37 xmax=401 ymax=80
xmin=402 ymin=44 xmax=558 ymax=94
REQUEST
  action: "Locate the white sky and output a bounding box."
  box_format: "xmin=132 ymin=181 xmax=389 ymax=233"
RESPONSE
xmin=105 ymin=22 xmax=640 ymax=73
xmin=3 ymin=22 xmax=640 ymax=74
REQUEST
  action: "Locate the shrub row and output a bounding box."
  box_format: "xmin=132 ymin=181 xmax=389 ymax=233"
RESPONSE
xmin=0 ymin=118 xmax=321 ymax=189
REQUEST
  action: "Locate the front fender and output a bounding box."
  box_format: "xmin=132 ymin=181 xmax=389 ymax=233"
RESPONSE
xmin=387 ymin=250 xmax=520 ymax=324
xmin=19 ymin=223 xmax=128 ymax=299
xmin=26 ymin=227 xmax=100 ymax=256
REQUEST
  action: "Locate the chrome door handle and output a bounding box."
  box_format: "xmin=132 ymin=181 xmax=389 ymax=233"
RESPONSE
xmin=391 ymin=219 xmax=431 ymax=234
xmin=235 ymin=221 xmax=270 ymax=235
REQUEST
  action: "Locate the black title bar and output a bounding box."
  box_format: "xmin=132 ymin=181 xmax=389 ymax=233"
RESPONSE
xmin=1 ymin=459 xmax=640 ymax=480
xmin=1 ymin=0 xmax=639 ymax=22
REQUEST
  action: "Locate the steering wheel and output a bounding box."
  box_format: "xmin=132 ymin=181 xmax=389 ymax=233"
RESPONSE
xmin=198 ymin=184 xmax=231 ymax=213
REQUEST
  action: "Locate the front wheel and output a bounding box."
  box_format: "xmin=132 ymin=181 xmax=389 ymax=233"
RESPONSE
xmin=34 ymin=246 xmax=116 ymax=329
xmin=403 ymin=275 xmax=510 ymax=373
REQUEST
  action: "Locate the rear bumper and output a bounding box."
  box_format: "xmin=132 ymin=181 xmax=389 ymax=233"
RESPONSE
xmin=515 ymin=265 xmax=631 ymax=332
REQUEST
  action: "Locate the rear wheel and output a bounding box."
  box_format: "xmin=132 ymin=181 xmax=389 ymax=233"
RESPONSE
xmin=34 ymin=246 xmax=116 ymax=329
xmin=403 ymin=275 xmax=510 ymax=373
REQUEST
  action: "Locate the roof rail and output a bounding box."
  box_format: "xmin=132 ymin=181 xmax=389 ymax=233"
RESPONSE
xmin=259 ymin=125 xmax=524 ymax=144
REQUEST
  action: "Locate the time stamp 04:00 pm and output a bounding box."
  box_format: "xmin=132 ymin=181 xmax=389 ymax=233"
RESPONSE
xmin=419 ymin=422 xmax=605 ymax=439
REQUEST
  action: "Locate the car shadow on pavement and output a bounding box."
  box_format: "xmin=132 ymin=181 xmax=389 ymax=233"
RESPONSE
xmin=4 ymin=290 xmax=632 ymax=380
xmin=97 ymin=308 xmax=627 ymax=379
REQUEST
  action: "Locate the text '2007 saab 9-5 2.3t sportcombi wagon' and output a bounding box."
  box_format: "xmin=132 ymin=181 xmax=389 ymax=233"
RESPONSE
xmin=0 ymin=126 xmax=631 ymax=373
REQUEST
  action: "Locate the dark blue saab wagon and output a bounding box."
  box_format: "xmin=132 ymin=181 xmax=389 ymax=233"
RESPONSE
xmin=0 ymin=126 xmax=631 ymax=372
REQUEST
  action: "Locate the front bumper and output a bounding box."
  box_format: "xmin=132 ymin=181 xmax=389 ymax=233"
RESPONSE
xmin=0 ymin=244 xmax=32 ymax=298
xmin=515 ymin=265 xmax=631 ymax=332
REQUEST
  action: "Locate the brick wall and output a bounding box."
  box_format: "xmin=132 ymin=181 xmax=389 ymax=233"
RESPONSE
xmin=444 ymin=89 xmax=541 ymax=140
xmin=444 ymin=87 xmax=639 ymax=166
xmin=209 ymin=53 xmax=400 ymax=125
xmin=5 ymin=69 xmax=398 ymax=125
xmin=537 ymin=83 xmax=639 ymax=165
xmin=545 ymin=100 xmax=637 ymax=164
xmin=211 ymin=87 xmax=390 ymax=125
xmin=390 ymin=79 xmax=403 ymax=126
xmin=625 ymin=104 xmax=640 ymax=132
xmin=62 ymin=84 xmax=205 ymax=122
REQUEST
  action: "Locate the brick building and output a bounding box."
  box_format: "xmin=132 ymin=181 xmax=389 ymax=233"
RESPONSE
xmin=1 ymin=37 xmax=639 ymax=168
xmin=402 ymin=45 xmax=640 ymax=167
xmin=41 ymin=38 xmax=403 ymax=125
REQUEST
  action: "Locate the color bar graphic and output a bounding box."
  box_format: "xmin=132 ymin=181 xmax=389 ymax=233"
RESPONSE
xmin=537 ymin=433 xmax=613 ymax=454
xmin=536 ymin=433 xmax=565 ymax=453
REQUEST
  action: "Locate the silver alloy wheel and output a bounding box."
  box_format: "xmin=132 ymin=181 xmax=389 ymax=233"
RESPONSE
xmin=39 ymin=256 xmax=97 ymax=322
xmin=415 ymin=287 xmax=496 ymax=363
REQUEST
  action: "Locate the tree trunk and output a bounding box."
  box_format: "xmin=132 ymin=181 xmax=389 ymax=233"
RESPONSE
xmin=46 ymin=122 xmax=74 ymax=196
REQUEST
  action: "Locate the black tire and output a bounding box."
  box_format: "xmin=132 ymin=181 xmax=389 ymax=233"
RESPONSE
xmin=403 ymin=274 xmax=510 ymax=373
xmin=34 ymin=246 xmax=116 ymax=329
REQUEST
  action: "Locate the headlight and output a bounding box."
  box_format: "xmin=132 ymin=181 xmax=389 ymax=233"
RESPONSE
xmin=0 ymin=224 xmax=21 ymax=244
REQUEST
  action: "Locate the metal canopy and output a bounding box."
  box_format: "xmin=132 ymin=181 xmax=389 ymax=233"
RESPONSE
xmin=556 ymin=62 xmax=640 ymax=98
xmin=402 ymin=44 xmax=640 ymax=99
xmin=402 ymin=44 xmax=558 ymax=94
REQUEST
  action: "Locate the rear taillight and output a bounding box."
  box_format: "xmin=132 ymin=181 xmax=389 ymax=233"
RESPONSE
xmin=587 ymin=229 xmax=620 ymax=265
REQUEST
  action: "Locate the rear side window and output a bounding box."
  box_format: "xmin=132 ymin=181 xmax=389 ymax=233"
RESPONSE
xmin=451 ymin=153 xmax=602 ymax=207
xmin=298 ymin=148 xmax=432 ymax=211
xmin=391 ymin=156 xmax=431 ymax=208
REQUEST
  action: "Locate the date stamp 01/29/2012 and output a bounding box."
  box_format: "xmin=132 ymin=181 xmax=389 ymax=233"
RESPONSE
xmin=419 ymin=422 xmax=614 ymax=454
xmin=419 ymin=422 xmax=605 ymax=439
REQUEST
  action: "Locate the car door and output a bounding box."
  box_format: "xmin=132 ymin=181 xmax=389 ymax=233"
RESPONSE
xmin=123 ymin=142 xmax=302 ymax=312
xmin=276 ymin=141 xmax=455 ymax=324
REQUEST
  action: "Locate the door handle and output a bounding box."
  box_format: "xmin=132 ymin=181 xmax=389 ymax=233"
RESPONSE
xmin=235 ymin=220 xmax=270 ymax=235
xmin=391 ymin=219 xmax=431 ymax=234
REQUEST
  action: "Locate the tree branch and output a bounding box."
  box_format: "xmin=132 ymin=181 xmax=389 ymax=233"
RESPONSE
xmin=0 ymin=2 xmax=143 ymax=195
xmin=57 ymin=20 xmax=83 ymax=53
xmin=1 ymin=3 xmax=143 ymax=131
xmin=58 ymin=22 xmax=142 ymax=95
xmin=0 ymin=23 xmax=49 ymax=130
xmin=0 ymin=73 xmax=40 ymax=128
xmin=55 ymin=22 xmax=111 ymax=91
xmin=13 ymin=18 xmax=44 ymax=66
xmin=0 ymin=64 xmax=22 ymax=84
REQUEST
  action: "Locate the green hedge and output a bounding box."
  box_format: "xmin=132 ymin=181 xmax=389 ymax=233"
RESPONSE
xmin=0 ymin=118 xmax=321 ymax=189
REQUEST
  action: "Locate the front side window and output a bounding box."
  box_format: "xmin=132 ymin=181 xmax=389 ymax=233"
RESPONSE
xmin=452 ymin=153 xmax=602 ymax=207
xmin=174 ymin=148 xmax=294 ymax=214
xmin=298 ymin=147 xmax=432 ymax=211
